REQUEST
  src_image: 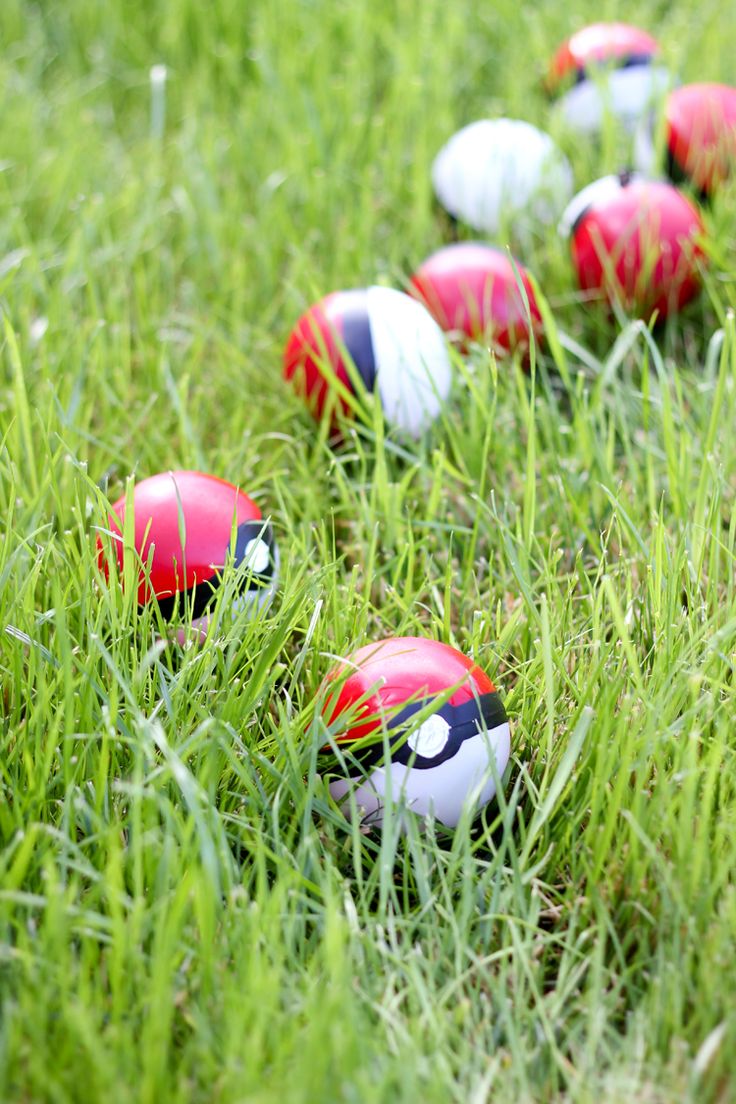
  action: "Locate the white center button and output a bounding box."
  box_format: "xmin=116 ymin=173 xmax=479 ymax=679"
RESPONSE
xmin=408 ymin=713 xmax=450 ymax=759
xmin=243 ymin=537 xmax=270 ymax=574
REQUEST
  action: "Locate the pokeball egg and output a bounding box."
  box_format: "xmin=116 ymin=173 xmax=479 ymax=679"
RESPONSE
xmin=102 ymin=470 xmax=278 ymax=630
xmin=283 ymin=286 xmax=452 ymax=437
xmin=409 ymin=242 xmax=543 ymax=356
xmin=635 ymin=82 xmax=736 ymax=196
xmin=316 ymin=636 xmax=511 ymax=828
xmin=547 ymin=22 xmax=670 ymax=134
xmin=560 ymin=172 xmax=704 ymax=318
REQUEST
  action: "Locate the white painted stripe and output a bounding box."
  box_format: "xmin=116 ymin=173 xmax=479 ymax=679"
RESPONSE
xmin=431 ymin=118 xmax=573 ymax=234
xmin=365 ymin=286 xmax=452 ymax=437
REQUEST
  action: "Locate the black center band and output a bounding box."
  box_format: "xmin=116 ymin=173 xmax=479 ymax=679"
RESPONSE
xmin=155 ymin=518 xmax=276 ymax=620
xmin=343 ymin=691 xmax=508 ymax=772
xmin=570 ymin=52 xmax=654 ymax=88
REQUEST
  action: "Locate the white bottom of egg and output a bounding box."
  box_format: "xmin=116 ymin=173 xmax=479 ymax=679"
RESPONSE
xmin=556 ymin=65 xmax=671 ymax=134
xmin=329 ymin=721 xmax=511 ymax=829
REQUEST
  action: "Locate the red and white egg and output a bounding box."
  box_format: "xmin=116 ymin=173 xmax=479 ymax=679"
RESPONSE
xmin=409 ymin=242 xmax=543 ymax=356
xmin=316 ymin=636 xmax=511 ymax=829
xmin=635 ymin=82 xmax=736 ymax=196
xmin=283 ymin=287 xmax=452 ymax=437
xmin=560 ymin=172 xmax=704 ymax=318
xmin=102 ymin=470 xmax=278 ymax=634
xmin=547 ymin=22 xmax=670 ymax=134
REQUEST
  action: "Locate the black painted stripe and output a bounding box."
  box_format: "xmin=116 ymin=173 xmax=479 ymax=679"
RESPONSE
xmin=570 ymin=51 xmax=655 ymax=88
xmin=340 ymin=292 xmax=377 ymax=392
xmin=155 ymin=519 xmax=276 ymax=620
xmin=344 ymin=691 xmax=508 ymax=771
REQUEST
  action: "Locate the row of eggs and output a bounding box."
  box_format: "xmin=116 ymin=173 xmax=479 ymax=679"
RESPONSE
xmin=283 ymin=23 xmax=736 ymax=437
xmin=283 ymin=168 xmax=706 ymax=440
xmin=431 ymin=79 xmax=732 ymax=241
xmin=100 ymin=472 xmax=509 ymax=828
xmin=97 ymin=25 xmax=736 ymax=832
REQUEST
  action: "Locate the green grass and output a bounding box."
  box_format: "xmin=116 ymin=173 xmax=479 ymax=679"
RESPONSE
xmin=1 ymin=0 xmax=736 ymax=1100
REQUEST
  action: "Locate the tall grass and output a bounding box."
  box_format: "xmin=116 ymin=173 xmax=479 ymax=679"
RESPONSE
xmin=1 ymin=0 xmax=735 ymax=1100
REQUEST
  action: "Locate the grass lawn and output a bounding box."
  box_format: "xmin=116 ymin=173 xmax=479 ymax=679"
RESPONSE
xmin=1 ymin=0 xmax=735 ymax=1099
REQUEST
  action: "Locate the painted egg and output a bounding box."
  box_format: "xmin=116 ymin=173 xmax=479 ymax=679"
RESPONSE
xmin=635 ymin=82 xmax=736 ymax=196
xmin=409 ymin=242 xmax=543 ymax=355
xmin=547 ymin=22 xmax=670 ymax=134
xmin=103 ymin=470 xmax=278 ymax=630
xmin=316 ymin=636 xmax=511 ymax=828
xmin=431 ymin=118 xmax=573 ymax=235
xmin=284 ymin=286 xmax=452 ymax=437
xmin=560 ymin=172 xmax=704 ymax=317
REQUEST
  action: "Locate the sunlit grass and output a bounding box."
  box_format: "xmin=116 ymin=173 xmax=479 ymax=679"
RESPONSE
xmin=1 ymin=0 xmax=735 ymax=1100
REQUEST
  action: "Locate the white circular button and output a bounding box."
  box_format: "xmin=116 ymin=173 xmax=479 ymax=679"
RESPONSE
xmin=408 ymin=713 xmax=450 ymax=759
xmin=243 ymin=537 xmax=270 ymax=574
